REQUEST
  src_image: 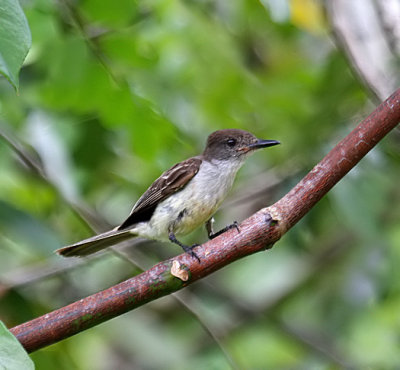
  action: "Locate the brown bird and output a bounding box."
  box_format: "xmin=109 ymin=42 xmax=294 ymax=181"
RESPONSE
xmin=57 ymin=129 xmax=280 ymax=260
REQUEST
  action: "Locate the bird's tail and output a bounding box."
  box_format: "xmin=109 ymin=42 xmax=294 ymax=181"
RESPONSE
xmin=56 ymin=229 xmax=135 ymax=257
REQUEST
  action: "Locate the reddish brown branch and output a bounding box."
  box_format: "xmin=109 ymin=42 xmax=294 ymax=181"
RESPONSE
xmin=10 ymin=89 xmax=400 ymax=353
xmin=273 ymin=91 xmax=400 ymax=230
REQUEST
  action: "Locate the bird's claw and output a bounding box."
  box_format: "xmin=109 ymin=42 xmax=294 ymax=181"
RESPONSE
xmin=183 ymin=244 xmax=201 ymax=263
xmin=209 ymin=221 xmax=240 ymax=240
xmin=230 ymin=221 xmax=240 ymax=234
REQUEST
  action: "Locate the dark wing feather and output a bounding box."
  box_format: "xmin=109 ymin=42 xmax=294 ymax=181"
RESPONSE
xmin=118 ymin=157 xmax=202 ymax=230
xmin=56 ymin=229 xmax=133 ymax=257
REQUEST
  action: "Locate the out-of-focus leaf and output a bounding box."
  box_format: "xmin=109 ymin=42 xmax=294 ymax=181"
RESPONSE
xmin=0 ymin=0 xmax=31 ymax=91
xmin=330 ymin=157 xmax=388 ymax=243
xmin=290 ymin=0 xmax=325 ymax=33
xmin=0 ymin=200 xmax=61 ymax=255
xmin=26 ymin=111 xmax=79 ymax=203
xmin=80 ymin=0 xmax=137 ymax=28
xmin=229 ymin=323 xmax=303 ymax=368
xmin=0 ymin=321 xmax=34 ymax=370
xmin=346 ymin=298 xmax=400 ymax=368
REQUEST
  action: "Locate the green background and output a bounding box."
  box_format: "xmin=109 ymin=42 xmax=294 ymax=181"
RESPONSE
xmin=1 ymin=0 xmax=400 ymax=368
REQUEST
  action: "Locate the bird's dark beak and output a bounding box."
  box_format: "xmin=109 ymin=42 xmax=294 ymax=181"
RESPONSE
xmin=248 ymin=139 xmax=280 ymax=150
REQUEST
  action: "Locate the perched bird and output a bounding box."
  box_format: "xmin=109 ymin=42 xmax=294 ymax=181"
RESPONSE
xmin=57 ymin=129 xmax=280 ymax=260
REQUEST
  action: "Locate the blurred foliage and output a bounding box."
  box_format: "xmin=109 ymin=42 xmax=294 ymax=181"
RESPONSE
xmin=0 ymin=0 xmax=31 ymax=91
xmin=0 ymin=321 xmax=34 ymax=369
xmin=0 ymin=0 xmax=399 ymax=369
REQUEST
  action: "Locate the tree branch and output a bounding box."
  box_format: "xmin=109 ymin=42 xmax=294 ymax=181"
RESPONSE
xmin=10 ymin=88 xmax=400 ymax=353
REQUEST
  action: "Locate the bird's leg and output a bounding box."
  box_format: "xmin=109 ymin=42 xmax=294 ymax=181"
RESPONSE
xmin=168 ymin=232 xmax=200 ymax=262
xmin=206 ymin=219 xmax=240 ymax=240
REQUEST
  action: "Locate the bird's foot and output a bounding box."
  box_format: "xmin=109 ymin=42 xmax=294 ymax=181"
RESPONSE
xmin=209 ymin=221 xmax=240 ymax=239
xmin=181 ymin=244 xmax=201 ymax=263
xmin=169 ymin=232 xmax=201 ymax=262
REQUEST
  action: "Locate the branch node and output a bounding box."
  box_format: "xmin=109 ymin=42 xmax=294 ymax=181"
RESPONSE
xmin=170 ymin=260 xmax=190 ymax=281
xmin=263 ymin=206 xmax=286 ymax=235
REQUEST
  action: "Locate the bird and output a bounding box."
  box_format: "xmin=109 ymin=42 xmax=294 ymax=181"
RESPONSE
xmin=56 ymin=129 xmax=280 ymax=261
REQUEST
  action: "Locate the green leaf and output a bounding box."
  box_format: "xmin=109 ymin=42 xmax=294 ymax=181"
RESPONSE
xmin=0 ymin=0 xmax=32 ymax=91
xmin=0 ymin=321 xmax=34 ymax=370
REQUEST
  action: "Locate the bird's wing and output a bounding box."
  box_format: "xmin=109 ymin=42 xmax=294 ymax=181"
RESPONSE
xmin=117 ymin=157 xmax=202 ymax=230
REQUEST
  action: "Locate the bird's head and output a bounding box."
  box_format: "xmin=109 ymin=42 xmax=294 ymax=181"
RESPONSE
xmin=203 ymin=129 xmax=280 ymax=161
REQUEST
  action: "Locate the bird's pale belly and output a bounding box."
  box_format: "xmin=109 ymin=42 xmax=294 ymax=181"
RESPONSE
xmin=173 ymin=200 xmax=219 ymax=235
xmin=147 ymin=196 xmax=222 ymax=239
xmin=130 ymin=158 xmax=239 ymax=241
xmin=133 ymin=190 xmax=224 ymax=241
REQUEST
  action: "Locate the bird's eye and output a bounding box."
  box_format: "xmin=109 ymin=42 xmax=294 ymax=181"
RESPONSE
xmin=227 ymin=138 xmax=236 ymax=147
